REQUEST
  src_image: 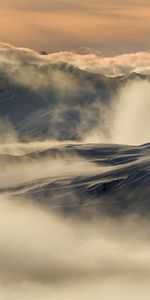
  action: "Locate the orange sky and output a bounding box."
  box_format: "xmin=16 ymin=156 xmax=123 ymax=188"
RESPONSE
xmin=0 ymin=0 xmax=150 ymax=54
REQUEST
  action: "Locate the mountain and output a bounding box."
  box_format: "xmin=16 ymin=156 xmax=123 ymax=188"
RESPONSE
xmin=0 ymin=46 xmax=149 ymax=215
xmin=0 ymin=142 xmax=149 ymax=216
xmin=0 ymin=61 xmax=150 ymax=141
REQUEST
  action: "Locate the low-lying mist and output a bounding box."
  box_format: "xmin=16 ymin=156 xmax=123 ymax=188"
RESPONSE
xmin=0 ymin=139 xmax=149 ymax=299
xmin=0 ymin=193 xmax=150 ymax=300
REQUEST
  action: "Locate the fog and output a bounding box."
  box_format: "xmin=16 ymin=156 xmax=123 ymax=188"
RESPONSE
xmin=110 ymin=80 xmax=150 ymax=145
xmin=1 ymin=42 xmax=150 ymax=76
xmin=0 ymin=192 xmax=150 ymax=299
xmin=79 ymin=79 xmax=150 ymax=145
xmin=0 ymin=43 xmax=150 ymax=145
xmin=0 ymin=43 xmax=149 ymax=299
xmin=0 ymin=135 xmax=149 ymax=300
xmin=0 ymin=155 xmax=107 ymax=189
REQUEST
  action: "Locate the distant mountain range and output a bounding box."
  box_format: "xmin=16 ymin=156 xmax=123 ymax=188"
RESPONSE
xmin=0 ymin=60 xmax=150 ymax=141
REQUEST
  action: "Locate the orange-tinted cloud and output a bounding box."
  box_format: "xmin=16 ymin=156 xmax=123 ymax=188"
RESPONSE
xmin=0 ymin=0 xmax=150 ymax=54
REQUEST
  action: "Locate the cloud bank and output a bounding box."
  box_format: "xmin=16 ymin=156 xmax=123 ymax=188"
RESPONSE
xmin=1 ymin=42 xmax=150 ymax=76
xmin=0 ymin=193 xmax=150 ymax=300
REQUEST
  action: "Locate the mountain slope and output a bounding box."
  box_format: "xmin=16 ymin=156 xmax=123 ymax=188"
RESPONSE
xmin=0 ymin=142 xmax=149 ymax=216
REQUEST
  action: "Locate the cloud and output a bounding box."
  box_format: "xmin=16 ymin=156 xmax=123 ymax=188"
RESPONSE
xmin=0 ymin=43 xmax=150 ymax=145
xmin=47 ymin=51 xmax=150 ymax=76
xmin=0 ymin=1 xmax=150 ymax=54
xmin=1 ymin=42 xmax=150 ymax=77
xmin=83 ymin=80 xmax=150 ymax=146
xmin=0 ymin=118 xmax=149 ymax=299
xmin=0 ymin=41 xmax=149 ymax=299
xmin=110 ymin=80 xmax=150 ymax=145
xmin=0 ymin=0 xmax=150 ymax=13
xmin=0 ymin=154 xmax=104 ymax=189
xmin=0 ymin=192 xmax=150 ymax=299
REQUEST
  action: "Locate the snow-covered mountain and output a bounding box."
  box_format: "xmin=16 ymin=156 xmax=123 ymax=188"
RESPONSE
xmin=0 ymin=142 xmax=149 ymax=216
xmin=0 ymin=65 xmax=150 ymax=141
xmin=0 ymin=43 xmax=150 ymax=143
xmin=0 ymin=44 xmax=149 ymax=215
xmin=0 ymin=43 xmax=150 ymax=300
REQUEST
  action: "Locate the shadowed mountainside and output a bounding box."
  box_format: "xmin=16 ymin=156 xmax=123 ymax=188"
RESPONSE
xmin=0 ymin=142 xmax=149 ymax=216
xmin=0 ymin=63 xmax=149 ymax=141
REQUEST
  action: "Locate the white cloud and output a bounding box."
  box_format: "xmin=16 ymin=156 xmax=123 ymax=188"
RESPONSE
xmin=1 ymin=42 xmax=150 ymax=77
xmin=0 ymin=193 xmax=150 ymax=299
xmin=47 ymin=51 xmax=150 ymax=76
xmin=111 ymin=80 xmax=150 ymax=145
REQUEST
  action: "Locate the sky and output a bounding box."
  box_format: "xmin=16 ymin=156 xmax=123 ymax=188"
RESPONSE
xmin=0 ymin=0 xmax=150 ymax=54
